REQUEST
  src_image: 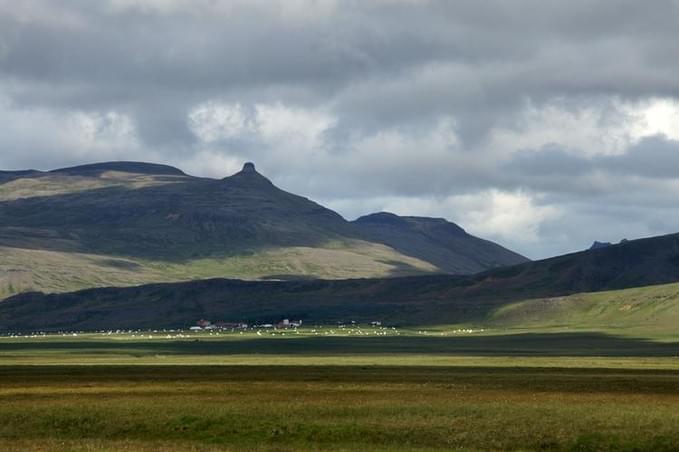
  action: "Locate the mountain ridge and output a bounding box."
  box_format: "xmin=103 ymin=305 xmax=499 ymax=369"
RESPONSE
xmin=353 ymin=212 xmax=528 ymax=274
xmin=50 ymin=161 xmax=188 ymax=177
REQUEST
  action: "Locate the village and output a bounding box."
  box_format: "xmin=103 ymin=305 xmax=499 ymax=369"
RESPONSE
xmin=188 ymin=319 xmax=388 ymax=332
xmin=189 ymin=318 xmax=303 ymax=331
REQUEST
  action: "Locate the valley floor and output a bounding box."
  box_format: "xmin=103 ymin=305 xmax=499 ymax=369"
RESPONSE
xmin=1 ymin=365 xmax=679 ymax=451
xmin=1 ymin=330 xmax=679 ymax=450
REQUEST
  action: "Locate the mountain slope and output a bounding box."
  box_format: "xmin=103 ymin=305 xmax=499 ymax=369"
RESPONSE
xmin=3 ymin=231 xmax=679 ymax=331
xmin=0 ymin=162 xmax=356 ymax=257
xmin=488 ymin=281 xmax=679 ymax=336
xmin=0 ymin=170 xmax=40 ymax=184
xmin=0 ymin=161 xmax=526 ymax=297
xmin=0 ymin=162 xmax=437 ymax=297
xmin=353 ymin=212 xmax=528 ymax=273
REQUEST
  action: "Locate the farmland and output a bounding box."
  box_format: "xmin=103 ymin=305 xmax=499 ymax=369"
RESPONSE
xmin=1 ymin=328 xmax=679 ymax=450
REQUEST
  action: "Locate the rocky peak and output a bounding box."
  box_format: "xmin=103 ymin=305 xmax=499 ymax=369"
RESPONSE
xmin=241 ymin=162 xmax=257 ymax=173
xmin=589 ymin=241 xmax=613 ymax=250
xmin=223 ymin=162 xmax=275 ymax=188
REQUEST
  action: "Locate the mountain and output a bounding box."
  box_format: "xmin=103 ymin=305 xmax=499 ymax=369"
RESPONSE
xmin=3 ymin=231 xmax=679 ymax=331
xmin=0 ymin=161 xmax=525 ymax=298
xmin=353 ymin=212 xmax=528 ymax=274
xmin=51 ymin=161 xmax=187 ymax=177
xmin=1 ymin=161 xmax=356 ymax=256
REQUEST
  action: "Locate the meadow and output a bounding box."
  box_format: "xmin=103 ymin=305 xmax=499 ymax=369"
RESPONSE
xmin=1 ymin=328 xmax=679 ymax=450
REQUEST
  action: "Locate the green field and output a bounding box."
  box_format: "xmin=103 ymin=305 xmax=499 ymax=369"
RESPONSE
xmin=1 ymin=327 xmax=679 ymax=450
xmin=1 ymin=364 xmax=679 ymax=451
xmin=2 ymin=326 xmax=679 ymax=363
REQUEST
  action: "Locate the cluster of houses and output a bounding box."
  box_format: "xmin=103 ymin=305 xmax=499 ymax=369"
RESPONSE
xmin=189 ymin=319 xmax=248 ymax=331
xmin=189 ymin=318 xmax=303 ymax=331
xmin=187 ymin=319 xmax=389 ymax=332
xmin=274 ymin=318 xmax=302 ymax=329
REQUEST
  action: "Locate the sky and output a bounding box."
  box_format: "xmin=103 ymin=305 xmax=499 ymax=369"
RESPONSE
xmin=1 ymin=0 xmax=679 ymax=259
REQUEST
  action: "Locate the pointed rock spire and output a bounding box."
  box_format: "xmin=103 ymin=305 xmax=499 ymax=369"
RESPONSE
xmin=242 ymin=162 xmax=256 ymax=173
xmin=222 ymin=161 xmax=274 ymax=188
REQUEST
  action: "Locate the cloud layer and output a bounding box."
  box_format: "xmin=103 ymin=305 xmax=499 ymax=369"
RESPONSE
xmin=1 ymin=0 xmax=679 ymax=258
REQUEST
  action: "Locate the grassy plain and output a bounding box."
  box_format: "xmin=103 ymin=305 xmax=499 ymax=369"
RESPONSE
xmin=2 ymin=327 xmax=679 ymax=364
xmin=1 ymin=365 xmax=679 ymax=451
xmin=1 ymin=329 xmax=679 ymax=450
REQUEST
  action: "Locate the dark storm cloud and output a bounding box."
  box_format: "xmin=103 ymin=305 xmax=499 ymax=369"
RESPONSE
xmin=3 ymin=1 xmax=679 ymax=111
xmin=606 ymin=136 xmax=679 ymax=179
xmin=506 ymin=136 xmax=679 ymax=186
xmin=1 ymin=0 xmax=679 ymax=258
xmin=505 ymin=147 xmax=589 ymax=177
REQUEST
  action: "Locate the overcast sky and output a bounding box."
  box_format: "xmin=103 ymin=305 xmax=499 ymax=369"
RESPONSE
xmin=1 ymin=0 xmax=679 ymax=259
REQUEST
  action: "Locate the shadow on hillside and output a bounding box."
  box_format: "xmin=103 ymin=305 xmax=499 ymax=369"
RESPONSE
xmin=2 ymin=332 xmax=679 ymax=357
xmin=0 ymin=180 xmax=357 ymax=263
xmin=0 ymin=182 xmax=442 ymax=280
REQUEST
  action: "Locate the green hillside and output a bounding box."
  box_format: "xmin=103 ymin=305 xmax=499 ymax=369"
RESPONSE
xmin=488 ymin=281 xmax=679 ymax=337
